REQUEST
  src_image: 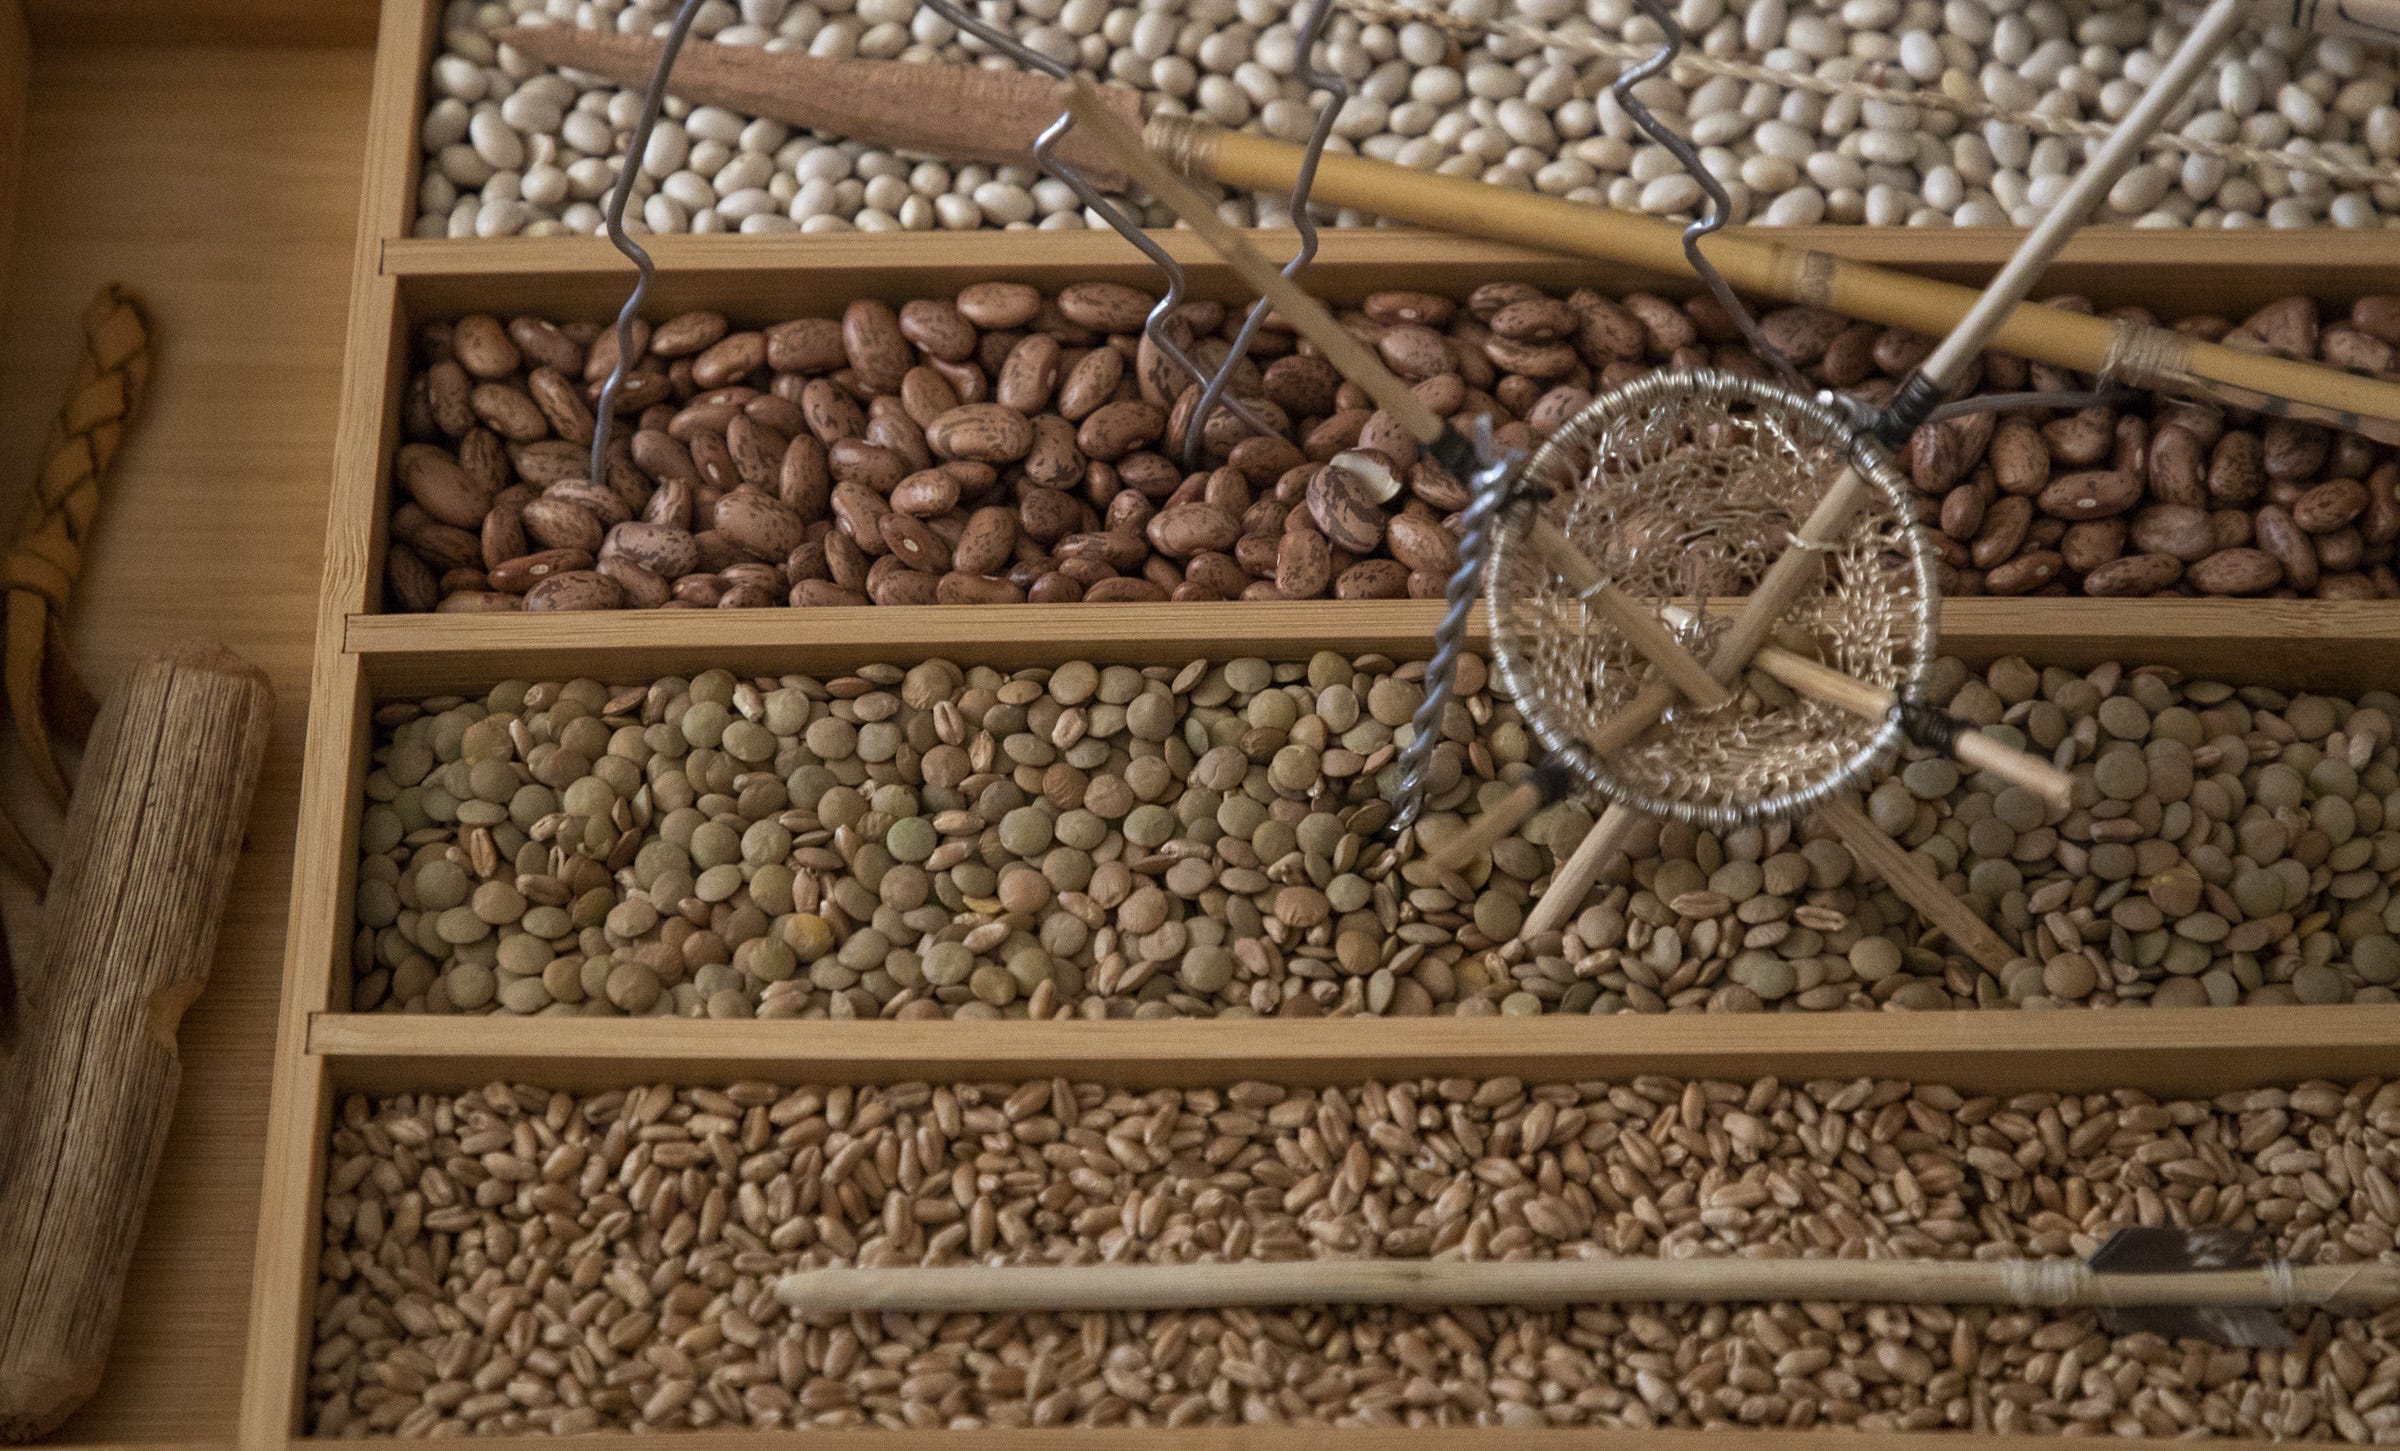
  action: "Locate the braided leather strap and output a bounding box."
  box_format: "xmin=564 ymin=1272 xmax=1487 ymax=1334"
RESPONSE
xmin=1 ymin=286 xmax=150 ymax=808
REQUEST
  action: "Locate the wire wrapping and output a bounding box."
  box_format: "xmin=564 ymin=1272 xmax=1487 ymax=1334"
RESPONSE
xmin=1182 ymin=0 xmax=1346 ymax=469
xmin=588 ymin=0 xmax=710 ymax=492
xmin=1391 ymin=425 xmax=1519 ymax=834
xmin=1611 ymin=0 xmax=1803 ymax=390
xmin=1892 ymin=691 xmax=1964 ymax=755
xmin=915 ymin=0 xmax=1284 ymax=446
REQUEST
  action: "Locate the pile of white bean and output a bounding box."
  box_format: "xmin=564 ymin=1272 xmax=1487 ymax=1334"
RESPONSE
xmin=418 ymin=0 xmax=2400 ymax=238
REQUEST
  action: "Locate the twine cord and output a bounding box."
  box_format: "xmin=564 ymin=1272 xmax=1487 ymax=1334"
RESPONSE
xmin=2000 ymin=1257 xmax=2085 ymax=1307
xmin=2100 ymin=320 xmax=2200 ymax=393
xmin=1337 ymin=0 xmax=2399 ymax=193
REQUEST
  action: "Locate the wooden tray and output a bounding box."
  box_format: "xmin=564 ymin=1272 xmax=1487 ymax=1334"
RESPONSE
xmin=173 ymin=0 xmax=2400 ymax=1445
xmin=0 ymin=2 xmax=2383 ymax=1448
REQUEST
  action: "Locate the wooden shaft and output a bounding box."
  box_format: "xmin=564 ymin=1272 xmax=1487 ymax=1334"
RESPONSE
xmin=1649 ymin=601 xmax=2075 ymax=806
xmin=1519 ymin=800 xmax=1642 ymax=941
xmin=495 ymin=26 xmax=1143 ymax=188
xmin=777 ymin=1257 xmax=2400 ymax=1315
xmin=1528 ymin=520 xmax=1732 ymax=712
xmin=1061 ymin=78 xmax=1444 ymax=443
xmin=1426 ymin=779 xmax=1545 ymax=872
xmin=1167 ymin=123 xmax=2400 ymax=442
xmin=1812 ymin=796 xmax=2021 ymax=975
xmin=1912 ymin=0 xmax=2245 ymax=392
xmin=0 ymin=643 xmax=274 ymax=1443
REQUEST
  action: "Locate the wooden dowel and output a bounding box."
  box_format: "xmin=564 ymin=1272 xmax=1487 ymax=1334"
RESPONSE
xmin=1811 ymin=795 xmax=2021 ymax=974
xmin=1061 ymin=78 xmax=1444 ymax=444
xmin=1519 ymin=801 xmax=1642 ymax=942
xmin=1426 ymin=780 xmax=1546 ymax=872
xmin=1648 ymin=602 xmax=2075 ymax=807
xmin=777 ymin=1257 xmax=2400 ymax=1315
xmin=472 ymin=28 xmax=2400 ymax=439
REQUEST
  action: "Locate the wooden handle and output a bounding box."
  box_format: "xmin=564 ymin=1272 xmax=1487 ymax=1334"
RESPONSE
xmin=1061 ymin=78 xmax=1446 ymax=443
xmin=1811 ymin=796 xmax=2021 ymax=974
xmin=495 ymin=26 xmax=1144 ymax=189
xmin=0 ymin=643 xmax=274 ymax=1442
xmin=778 ymin=1256 xmax=2400 ymax=1314
xmin=1645 ymin=601 xmax=2077 ymax=807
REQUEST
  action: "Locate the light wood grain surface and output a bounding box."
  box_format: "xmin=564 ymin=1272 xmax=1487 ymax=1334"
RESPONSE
xmin=0 ymin=42 xmax=369 ymax=1447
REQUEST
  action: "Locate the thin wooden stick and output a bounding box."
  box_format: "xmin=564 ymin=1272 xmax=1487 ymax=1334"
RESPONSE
xmin=1519 ymin=800 xmax=1642 ymax=942
xmin=1909 ymin=0 xmax=2246 ymax=394
xmin=1811 ymin=795 xmax=2021 ymax=974
xmin=1649 ymin=601 xmax=2074 ymax=806
xmin=777 ymin=1257 xmax=2400 ymax=1315
xmin=1529 ymin=520 xmax=1730 ymax=712
xmin=1159 ymin=123 xmax=2400 ymax=443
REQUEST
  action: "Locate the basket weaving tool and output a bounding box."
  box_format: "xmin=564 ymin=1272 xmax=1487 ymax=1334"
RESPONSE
xmin=1061 ymin=75 xmax=2056 ymax=976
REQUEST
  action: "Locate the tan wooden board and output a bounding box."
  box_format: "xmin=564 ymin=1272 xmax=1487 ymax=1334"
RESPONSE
xmin=0 ymin=39 xmax=372 ymax=1451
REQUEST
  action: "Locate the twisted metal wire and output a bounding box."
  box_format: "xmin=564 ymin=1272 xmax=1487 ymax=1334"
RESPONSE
xmin=917 ymin=0 xmax=1279 ymax=443
xmin=1182 ymin=0 xmax=1347 ymax=469
xmin=1612 ymin=0 xmax=1803 ymax=391
xmin=1389 ymin=426 xmax=1517 ymax=834
xmin=589 ymin=0 xmax=711 ymax=489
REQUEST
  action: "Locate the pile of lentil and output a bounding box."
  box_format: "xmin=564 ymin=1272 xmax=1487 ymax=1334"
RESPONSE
xmin=351 ymin=651 xmax=2400 ymax=1018
xmin=310 ymin=1073 xmax=2400 ymax=1435
xmin=388 ymin=286 xmax=2400 ymax=615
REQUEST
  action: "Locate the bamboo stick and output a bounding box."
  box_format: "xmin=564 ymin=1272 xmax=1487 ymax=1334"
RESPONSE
xmin=1158 ymin=122 xmax=2400 ymax=442
xmin=777 ymin=1257 xmax=2400 ymax=1315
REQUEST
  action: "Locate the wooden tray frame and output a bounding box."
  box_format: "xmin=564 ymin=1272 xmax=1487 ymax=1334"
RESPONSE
xmin=230 ymin=1 xmax=2400 ymax=1444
